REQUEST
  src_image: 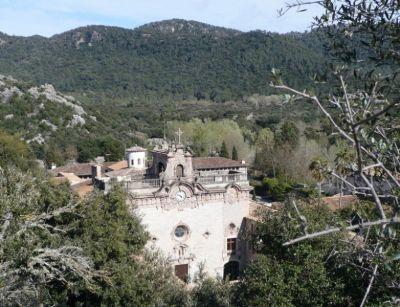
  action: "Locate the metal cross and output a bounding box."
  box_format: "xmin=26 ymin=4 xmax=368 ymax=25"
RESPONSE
xmin=175 ymin=128 xmax=183 ymax=144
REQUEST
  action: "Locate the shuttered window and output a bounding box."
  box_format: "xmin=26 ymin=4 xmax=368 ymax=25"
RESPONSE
xmin=227 ymin=238 xmax=236 ymax=254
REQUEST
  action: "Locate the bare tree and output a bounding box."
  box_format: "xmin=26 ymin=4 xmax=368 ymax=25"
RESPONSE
xmin=272 ymin=1 xmax=400 ymax=305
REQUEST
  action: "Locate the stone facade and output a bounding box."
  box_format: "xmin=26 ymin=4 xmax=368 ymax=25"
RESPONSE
xmin=94 ymin=142 xmax=253 ymax=281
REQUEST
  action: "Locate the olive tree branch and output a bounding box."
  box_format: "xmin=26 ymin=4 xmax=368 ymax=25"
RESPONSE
xmin=282 ymin=217 xmax=400 ymax=246
xmin=271 ymin=83 xmax=400 ymax=189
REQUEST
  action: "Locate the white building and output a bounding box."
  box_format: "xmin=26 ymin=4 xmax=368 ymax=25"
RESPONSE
xmin=94 ymin=140 xmax=254 ymax=282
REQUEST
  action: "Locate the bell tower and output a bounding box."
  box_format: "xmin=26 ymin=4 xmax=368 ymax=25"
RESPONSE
xmin=126 ymin=146 xmax=146 ymax=170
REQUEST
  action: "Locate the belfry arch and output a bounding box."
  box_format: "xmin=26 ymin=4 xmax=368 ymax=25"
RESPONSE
xmin=157 ymin=162 xmax=165 ymax=175
xmin=175 ymin=164 xmax=184 ymax=178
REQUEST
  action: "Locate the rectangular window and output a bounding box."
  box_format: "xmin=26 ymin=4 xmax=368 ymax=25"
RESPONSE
xmin=227 ymin=238 xmax=237 ymax=254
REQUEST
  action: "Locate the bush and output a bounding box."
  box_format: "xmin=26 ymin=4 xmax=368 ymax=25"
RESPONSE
xmin=262 ymin=177 xmax=293 ymax=201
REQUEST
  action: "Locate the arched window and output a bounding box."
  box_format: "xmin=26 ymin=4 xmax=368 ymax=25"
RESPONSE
xmin=176 ymin=164 xmax=184 ymax=178
xmin=137 ymin=158 xmax=141 ymax=165
xmin=131 ymin=159 xmax=134 ymax=166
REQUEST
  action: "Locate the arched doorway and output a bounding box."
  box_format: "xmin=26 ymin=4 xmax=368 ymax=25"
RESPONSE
xmin=175 ymin=164 xmax=184 ymax=178
xmin=223 ymin=261 xmax=239 ymax=280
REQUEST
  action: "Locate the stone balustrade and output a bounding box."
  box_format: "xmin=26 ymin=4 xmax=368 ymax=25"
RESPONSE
xmin=122 ymin=173 xmax=248 ymax=190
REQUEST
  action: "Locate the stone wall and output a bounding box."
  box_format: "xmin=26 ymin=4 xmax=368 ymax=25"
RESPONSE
xmin=129 ymin=189 xmax=250 ymax=280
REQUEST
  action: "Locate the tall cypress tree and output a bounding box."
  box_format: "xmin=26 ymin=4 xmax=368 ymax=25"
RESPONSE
xmin=220 ymin=141 xmax=229 ymax=158
xmin=232 ymin=145 xmax=238 ymax=160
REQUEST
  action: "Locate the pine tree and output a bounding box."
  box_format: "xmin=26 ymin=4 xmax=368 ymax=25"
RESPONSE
xmin=220 ymin=141 xmax=229 ymax=158
xmin=232 ymin=145 xmax=238 ymax=160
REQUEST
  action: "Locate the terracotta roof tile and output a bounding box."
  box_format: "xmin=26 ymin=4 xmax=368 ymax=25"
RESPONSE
xmin=105 ymin=160 xmax=128 ymax=171
xmin=58 ymin=172 xmax=83 ymax=185
xmin=105 ymin=167 xmax=144 ymax=177
xmin=50 ymin=163 xmax=92 ymax=177
xmin=71 ymin=179 xmax=94 ymax=198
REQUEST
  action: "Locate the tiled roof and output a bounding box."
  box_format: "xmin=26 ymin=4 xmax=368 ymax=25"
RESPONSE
xmin=105 ymin=167 xmax=145 ymax=177
xmin=50 ymin=163 xmax=92 ymax=177
xmin=71 ymin=179 xmax=94 ymax=198
xmin=105 ymin=160 xmax=128 ymax=171
xmin=192 ymin=157 xmax=245 ymax=170
xmin=58 ymin=172 xmax=83 ymax=185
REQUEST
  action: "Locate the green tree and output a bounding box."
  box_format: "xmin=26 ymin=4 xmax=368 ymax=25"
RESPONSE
xmin=234 ymin=202 xmax=347 ymax=306
xmin=0 ymin=130 xmax=35 ymax=171
xmin=44 ymin=145 xmax=64 ymax=168
xmin=192 ymin=276 xmax=233 ymax=307
xmin=231 ymin=145 xmax=238 ymax=160
xmin=220 ymin=141 xmax=229 ymax=158
xmin=308 ymin=157 xmax=327 ymax=196
xmin=255 ymin=128 xmax=276 ymax=176
xmin=234 ymin=256 xmax=291 ymax=306
xmin=262 ymin=177 xmax=292 ymax=201
xmin=76 ymin=186 xmax=189 ymax=305
xmin=0 ymin=168 xmax=188 ymax=306
xmin=0 ymin=167 xmax=95 ymax=305
xmin=276 ymin=121 xmax=299 ymax=148
xmin=100 ymin=137 xmax=124 ymax=162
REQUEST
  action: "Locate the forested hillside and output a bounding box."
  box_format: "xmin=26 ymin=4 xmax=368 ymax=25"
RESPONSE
xmin=0 ymin=19 xmax=326 ymax=102
xmin=0 ymin=75 xmax=134 ymax=166
xmin=0 ymin=19 xmax=330 ymax=167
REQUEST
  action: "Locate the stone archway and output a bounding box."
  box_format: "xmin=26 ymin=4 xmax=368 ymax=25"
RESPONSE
xmin=223 ymin=261 xmax=239 ymax=280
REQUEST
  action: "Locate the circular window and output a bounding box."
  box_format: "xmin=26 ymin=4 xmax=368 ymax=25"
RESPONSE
xmin=174 ymin=225 xmax=188 ymax=238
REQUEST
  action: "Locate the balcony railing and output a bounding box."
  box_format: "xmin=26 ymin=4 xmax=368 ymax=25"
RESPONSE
xmin=126 ymin=178 xmax=161 ymax=189
xmin=121 ymin=173 xmax=247 ymax=190
xmin=197 ymin=173 xmax=247 ymax=185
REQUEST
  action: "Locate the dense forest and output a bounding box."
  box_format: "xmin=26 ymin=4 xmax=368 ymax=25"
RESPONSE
xmin=0 ymin=19 xmax=326 ymax=102
xmin=0 ymin=19 xmax=330 ymax=166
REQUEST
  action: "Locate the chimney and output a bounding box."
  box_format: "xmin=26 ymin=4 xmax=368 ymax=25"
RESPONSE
xmin=91 ymin=164 xmax=102 ymax=181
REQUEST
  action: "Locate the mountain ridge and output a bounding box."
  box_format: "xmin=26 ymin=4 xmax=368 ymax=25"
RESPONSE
xmin=0 ymin=19 xmax=326 ymax=102
xmin=0 ymin=18 xmax=300 ymax=39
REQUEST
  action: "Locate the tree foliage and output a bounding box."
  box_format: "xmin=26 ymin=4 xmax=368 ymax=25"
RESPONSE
xmin=0 ymin=168 xmax=188 ymax=306
xmin=0 ymin=129 xmax=36 ymax=171
xmin=232 ymin=145 xmax=238 ymax=161
xmin=220 ymin=141 xmax=229 ymax=158
xmin=272 ymin=0 xmax=400 ymax=304
xmin=0 ymin=20 xmax=326 ymax=102
xmin=235 ymin=201 xmax=400 ymax=305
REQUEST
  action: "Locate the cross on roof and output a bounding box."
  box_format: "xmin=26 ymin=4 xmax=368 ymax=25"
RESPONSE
xmin=175 ymin=128 xmax=183 ymax=145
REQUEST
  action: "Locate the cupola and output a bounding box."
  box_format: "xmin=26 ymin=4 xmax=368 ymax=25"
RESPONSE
xmin=126 ymin=146 xmax=146 ymax=170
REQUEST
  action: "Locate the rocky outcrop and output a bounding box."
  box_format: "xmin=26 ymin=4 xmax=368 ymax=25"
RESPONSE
xmin=40 ymin=119 xmax=58 ymax=131
xmin=0 ymin=74 xmax=94 ymax=146
xmin=0 ymin=86 xmax=22 ymax=103
xmin=67 ymin=114 xmax=86 ymax=127
xmin=28 ymin=84 xmax=86 ymax=115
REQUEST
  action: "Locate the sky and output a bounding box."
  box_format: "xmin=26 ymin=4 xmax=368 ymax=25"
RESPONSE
xmin=0 ymin=0 xmax=323 ymax=37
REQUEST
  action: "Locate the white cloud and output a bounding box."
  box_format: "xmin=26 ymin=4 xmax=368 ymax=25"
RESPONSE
xmin=0 ymin=0 xmax=323 ymax=36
